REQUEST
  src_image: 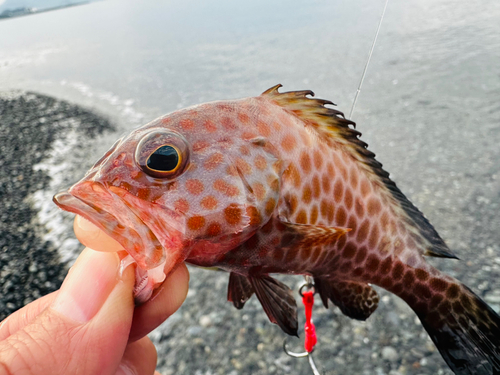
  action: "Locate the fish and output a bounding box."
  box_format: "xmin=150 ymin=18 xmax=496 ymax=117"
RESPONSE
xmin=53 ymin=85 xmax=500 ymax=375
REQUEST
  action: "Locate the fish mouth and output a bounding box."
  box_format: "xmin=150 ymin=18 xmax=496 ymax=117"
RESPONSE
xmin=53 ymin=181 xmax=184 ymax=274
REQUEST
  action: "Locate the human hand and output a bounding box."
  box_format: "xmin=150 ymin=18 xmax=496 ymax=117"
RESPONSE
xmin=0 ymin=216 xmax=189 ymax=375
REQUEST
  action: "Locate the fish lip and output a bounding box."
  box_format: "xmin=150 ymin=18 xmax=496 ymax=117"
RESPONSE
xmin=53 ymin=181 xmax=167 ymax=270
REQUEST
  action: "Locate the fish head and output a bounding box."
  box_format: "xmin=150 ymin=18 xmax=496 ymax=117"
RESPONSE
xmin=53 ymin=101 xmax=282 ymax=302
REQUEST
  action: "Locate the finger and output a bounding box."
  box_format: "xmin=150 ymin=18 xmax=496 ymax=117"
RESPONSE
xmin=74 ymin=215 xmax=124 ymax=252
xmin=129 ymin=263 xmax=189 ymax=342
xmin=115 ymin=337 xmax=157 ymax=375
xmin=0 ymin=291 xmax=57 ymax=341
xmin=0 ymin=248 xmax=136 ymax=375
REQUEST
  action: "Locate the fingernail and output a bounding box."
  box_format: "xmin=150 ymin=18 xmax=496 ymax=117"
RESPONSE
xmin=75 ymin=215 xmax=100 ymax=240
xmin=52 ymin=248 xmax=122 ymax=323
xmin=115 ymin=362 xmax=137 ymax=375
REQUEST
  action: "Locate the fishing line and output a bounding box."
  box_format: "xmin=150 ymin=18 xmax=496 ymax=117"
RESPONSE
xmin=349 ymin=0 xmax=390 ymax=120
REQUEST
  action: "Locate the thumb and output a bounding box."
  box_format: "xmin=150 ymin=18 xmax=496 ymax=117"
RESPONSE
xmin=0 ymin=248 xmax=136 ymax=375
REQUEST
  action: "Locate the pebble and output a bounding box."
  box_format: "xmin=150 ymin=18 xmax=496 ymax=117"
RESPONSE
xmin=382 ymin=346 xmax=399 ymax=362
xmin=199 ymin=315 xmax=213 ymax=327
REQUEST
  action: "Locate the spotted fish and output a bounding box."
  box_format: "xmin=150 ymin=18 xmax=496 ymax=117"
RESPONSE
xmin=54 ymin=85 xmax=500 ymax=374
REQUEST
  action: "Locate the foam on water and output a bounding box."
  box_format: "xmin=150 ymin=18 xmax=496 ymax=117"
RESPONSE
xmin=28 ymin=83 xmax=145 ymax=264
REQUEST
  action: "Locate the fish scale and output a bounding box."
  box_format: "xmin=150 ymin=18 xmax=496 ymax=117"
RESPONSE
xmin=54 ymin=85 xmax=500 ymax=375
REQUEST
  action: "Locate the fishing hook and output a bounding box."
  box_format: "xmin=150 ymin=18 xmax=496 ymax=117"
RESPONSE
xmin=283 ymin=276 xmax=322 ymax=375
xmin=283 ymin=340 xmax=322 ymax=375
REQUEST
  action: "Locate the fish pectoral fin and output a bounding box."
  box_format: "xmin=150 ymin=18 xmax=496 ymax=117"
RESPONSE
xmin=314 ymin=278 xmax=379 ymax=321
xmin=249 ymin=275 xmax=298 ymax=336
xmin=278 ymin=220 xmax=350 ymax=248
xmin=227 ymin=272 xmax=254 ymax=309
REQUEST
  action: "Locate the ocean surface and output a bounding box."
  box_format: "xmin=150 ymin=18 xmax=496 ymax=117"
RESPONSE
xmin=1 ymin=0 xmax=500 ymax=374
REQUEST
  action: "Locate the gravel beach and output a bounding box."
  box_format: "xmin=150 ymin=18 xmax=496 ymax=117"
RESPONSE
xmin=0 ymin=91 xmax=114 ymax=319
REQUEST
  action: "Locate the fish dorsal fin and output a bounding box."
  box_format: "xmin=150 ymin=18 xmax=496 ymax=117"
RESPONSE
xmin=263 ymin=84 xmax=457 ymax=260
xmin=249 ymin=275 xmax=298 ymax=336
xmin=227 ymin=272 xmax=254 ymax=309
xmin=314 ymin=278 xmax=379 ymax=321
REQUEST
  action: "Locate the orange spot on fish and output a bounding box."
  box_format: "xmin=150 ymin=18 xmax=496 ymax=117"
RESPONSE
xmin=310 ymin=205 xmax=319 ymax=224
xmin=224 ymin=204 xmax=242 ymax=225
xmin=430 ymin=278 xmax=448 ymax=292
xmin=239 ymin=145 xmax=251 ymax=156
xmin=343 ymin=242 xmax=357 ymax=258
xmin=356 ymin=220 xmax=370 ymax=242
xmin=187 ymin=216 xmax=206 ymax=230
xmin=217 ymin=103 xmax=233 ymax=112
xmin=137 ymin=188 xmax=150 ymax=200
xmin=265 ymin=198 xmax=276 ymax=216
xmin=268 ymin=175 xmax=279 ymax=192
xmin=174 ymin=199 xmax=190 ymax=213
xmin=344 ymin=189 xmax=353 ymax=210
xmin=286 ymin=194 xmax=298 ymax=215
xmin=367 ymin=197 xmax=382 ymax=216
xmin=236 ymin=158 xmax=252 ymax=175
xmin=354 ymin=246 xmax=367 ymax=263
xmin=238 ymin=112 xmax=250 ymax=124
xmin=333 ymin=180 xmax=344 ymax=203
xmin=221 ymin=117 xmax=236 ymax=130
xmin=299 ymin=152 xmax=311 ymax=174
xmin=296 ymin=210 xmax=308 ymax=224
xmin=214 ymin=179 xmax=239 ymax=197
xmin=254 ymin=155 xmax=267 ymax=170
xmin=313 ymin=149 xmax=323 ymax=169
xmin=281 ymin=134 xmax=297 ymax=152
xmin=335 ymin=206 xmax=347 ymax=226
xmin=246 ymin=206 xmax=262 ymax=226
xmin=368 ymin=225 xmax=380 ymax=248
xmin=355 ymin=197 xmax=365 ymax=217
xmin=186 ymin=179 xmax=204 ymax=195
xmin=284 ymin=163 xmax=301 ymax=188
xmin=205 ymin=222 xmax=222 ymax=237
xmin=360 ymin=179 xmax=372 ymax=197
xmin=193 ymin=141 xmax=209 ymax=151
xmin=226 ymin=165 xmax=238 ymax=176
xmin=200 ymin=196 xmax=218 ymax=210
xmin=179 ymin=119 xmax=195 ymax=130
xmin=242 ymin=131 xmax=258 ymax=140
xmin=350 ymin=169 xmax=359 ymax=190
xmin=312 ymin=175 xmax=321 ymax=199
xmin=334 ymin=155 xmax=348 ymax=180
xmin=257 ymin=120 xmax=271 ymax=137
xmin=204 ymin=153 xmax=224 ymax=170
xmin=322 ymin=174 xmax=331 ymax=194
xmin=327 ymin=202 xmax=334 ymax=222
xmin=320 ymin=200 xmax=328 ymax=219
xmin=252 ymin=182 xmax=266 ymax=201
xmin=302 ymin=184 xmax=312 ymax=204
xmin=203 ymin=119 xmax=217 ymax=132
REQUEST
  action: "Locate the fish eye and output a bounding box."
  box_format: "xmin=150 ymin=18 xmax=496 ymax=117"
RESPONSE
xmin=135 ymin=131 xmax=190 ymax=179
xmin=147 ymin=145 xmax=181 ymax=173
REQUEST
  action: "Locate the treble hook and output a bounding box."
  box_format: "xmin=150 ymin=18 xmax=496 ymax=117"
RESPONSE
xmin=283 ymin=340 xmax=321 ymax=375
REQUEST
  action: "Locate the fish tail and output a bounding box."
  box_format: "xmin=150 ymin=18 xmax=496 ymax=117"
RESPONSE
xmin=399 ymin=274 xmax=500 ymax=374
